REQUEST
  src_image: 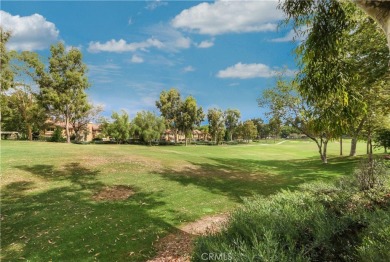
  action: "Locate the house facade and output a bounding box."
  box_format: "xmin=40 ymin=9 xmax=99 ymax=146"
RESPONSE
xmin=43 ymin=120 xmax=104 ymax=142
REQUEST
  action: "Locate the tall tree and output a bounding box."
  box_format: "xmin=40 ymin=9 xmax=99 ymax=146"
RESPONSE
xmin=156 ymin=88 xmax=181 ymax=143
xmin=259 ymin=77 xmax=336 ymax=163
xmin=0 ymin=28 xmax=14 ymax=92
xmin=37 ymin=43 xmax=90 ymax=143
xmin=250 ymin=118 xmax=265 ymax=139
xmin=132 ymin=111 xmax=165 ymax=145
xmin=237 ymin=120 xmax=258 ymax=143
xmin=2 ymin=87 xmax=46 ymax=140
xmin=177 ymin=96 xmax=204 ymax=146
xmin=224 ymin=109 xmax=241 ymax=141
xmin=207 ymin=108 xmax=225 ymax=145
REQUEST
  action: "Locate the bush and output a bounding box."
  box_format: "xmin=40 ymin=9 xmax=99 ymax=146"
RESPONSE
xmin=192 ymin=166 xmax=390 ymax=261
xmin=354 ymin=157 xmax=389 ymax=191
xmin=50 ymin=127 xmax=65 ymax=142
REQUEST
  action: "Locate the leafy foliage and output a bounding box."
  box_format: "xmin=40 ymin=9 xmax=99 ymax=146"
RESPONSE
xmin=37 ymin=43 xmax=90 ymax=143
xmin=0 ymin=27 xmax=14 ymax=91
xmin=132 ymin=111 xmax=165 ymax=145
xmin=207 ymin=108 xmax=225 ymax=145
xmin=192 ymin=167 xmax=390 ymax=261
xmin=237 ymin=120 xmax=257 ymax=142
xmin=101 ymin=111 xmax=132 ymax=143
xmin=156 ymin=88 xmax=181 ymax=142
xmin=374 ymin=128 xmax=390 ymax=153
xmin=177 ymin=96 xmax=204 ymax=145
xmin=224 ymin=109 xmax=241 ymax=141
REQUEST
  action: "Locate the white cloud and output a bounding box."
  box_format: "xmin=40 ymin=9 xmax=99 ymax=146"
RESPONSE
xmin=171 ymin=0 xmax=283 ymax=35
xmin=0 ymin=10 xmax=59 ymax=51
xmin=270 ymin=28 xmax=307 ymax=43
xmin=88 ymin=63 xmax=122 ymax=83
xmin=146 ymin=0 xmax=168 ymax=10
xmin=197 ymin=39 xmax=214 ymax=48
xmin=145 ymin=24 xmax=192 ymax=52
xmin=183 ymin=66 xmax=195 ymax=72
xmin=130 ymin=55 xmax=144 ymax=63
xmin=128 ymin=18 xmax=133 ymax=25
xmin=217 ymin=63 xmax=295 ymax=79
xmin=65 ymin=44 xmax=82 ymax=52
xmin=87 ymin=38 xmax=164 ymax=53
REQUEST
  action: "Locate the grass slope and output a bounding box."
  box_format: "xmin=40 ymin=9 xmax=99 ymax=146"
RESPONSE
xmin=1 ymin=140 xmax=367 ymax=261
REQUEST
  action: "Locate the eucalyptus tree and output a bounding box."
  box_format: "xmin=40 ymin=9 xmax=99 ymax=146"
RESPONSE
xmin=177 ymin=96 xmax=204 ymax=146
xmin=259 ymin=78 xmax=337 ymax=163
xmin=237 ymin=120 xmax=258 ymax=143
xmin=279 ymin=1 xmax=390 ymax=156
xmin=132 ymin=111 xmax=165 ymax=145
xmin=0 ymin=28 xmax=14 ymax=92
xmin=207 ymin=108 xmax=225 ymax=145
xmin=36 ymin=43 xmax=90 ymax=143
xmin=224 ymin=109 xmax=241 ymax=141
xmin=2 ymin=50 xmax=47 ymax=140
xmin=101 ymin=111 xmax=132 ymax=144
xmin=156 ymin=88 xmax=181 ymax=143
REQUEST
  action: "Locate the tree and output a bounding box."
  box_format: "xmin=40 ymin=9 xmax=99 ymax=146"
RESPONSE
xmin=37 ymin=43 xmax=90 ymax=143
xmin=224 ymin=109 xmax=241 ymax=141
xmin=238 ymin=120 xmax=258 ymax=143
xmin=374 ymin=128 xmax=390 ymax=153
xmin=1 ymin=50 xmax=47 ymax=140
xmin=259 ymin=77 xmax=336 ymax=163
xmin=1 ymin=87 xmax=46 ymax=140
xmin=177 ymin=96 xmax=204 ymax=146
xmin=0 ymin=28 xmax=14 ymax=92
xmin=156 ymin=88 xmax=181 ymax=143
xmin=101 ymin=111 xmax=131 ymax=144
xmin=250 ymin=118 xmax=265 ymax=139
xmin=279 ymin=1 xmax=389 ymax=157
xmin=279 ymin=0 xmax=390 ymax=59
xmin=132 ymin=111 xmax=165 ymax=145
xmin=70 ymin=103 xmax=102 ymax=142
xmin=207 ymin=108 xmax=225 ymax=145
xmin=268 ymin=117 xmax=282 ymax=143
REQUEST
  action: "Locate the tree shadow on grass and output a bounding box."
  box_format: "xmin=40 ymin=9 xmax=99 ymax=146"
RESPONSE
xmin=157 ymin=156 xmax=362 ymax=202
xmin=1 ymin=163 xmax=171 ymax=261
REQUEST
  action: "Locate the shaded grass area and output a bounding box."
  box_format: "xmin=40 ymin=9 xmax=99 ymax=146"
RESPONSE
xmin=0 ymin=140 xmax=368 ymax=261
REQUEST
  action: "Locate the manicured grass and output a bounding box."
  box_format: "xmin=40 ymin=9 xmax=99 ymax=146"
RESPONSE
xmin=1 ymin=140 xmax=369 ymax=261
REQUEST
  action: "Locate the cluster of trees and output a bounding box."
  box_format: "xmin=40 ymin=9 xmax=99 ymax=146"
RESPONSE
xmin=1 ymin=29 xmax=100 ymax=142
xmin=258 ymin=1 xmax=390 ymax=164
xmin=100 ymin=110 xmax=165 ymax=145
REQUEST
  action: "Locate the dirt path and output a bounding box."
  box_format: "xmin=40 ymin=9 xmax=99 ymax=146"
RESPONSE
xmin=147 ymin=213 xmax=229 ymax=262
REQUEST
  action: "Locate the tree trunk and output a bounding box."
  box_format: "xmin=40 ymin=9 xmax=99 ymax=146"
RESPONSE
xmin=185 ymin=134 xmax=188 ymax=146
xmin=65 ymin=117 xmax=70 ymax=143
xmin=27 ymin=124 xmax=32 ymax=141
xmin=339 ymin=137 xmax=343 ymax=156
xmin=355 ymin=1 xmax=390 ymax=54
xmin=322 ymin=139 xmax=328 ymax=164
xmin=350 ymin=137 xmax=358 ymax=156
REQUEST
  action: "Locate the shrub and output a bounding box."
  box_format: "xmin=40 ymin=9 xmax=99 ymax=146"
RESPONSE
xmin=50 ymin=127 xmax=65 ymax=142
xmin=192 ymin=169 xmax=390 ymax=261
xmin=354 ymin=157 xmax=389 ymax=191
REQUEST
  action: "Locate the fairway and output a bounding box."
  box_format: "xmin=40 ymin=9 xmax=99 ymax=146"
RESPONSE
xmin=1 ymin=140 xmax=368 ymax=261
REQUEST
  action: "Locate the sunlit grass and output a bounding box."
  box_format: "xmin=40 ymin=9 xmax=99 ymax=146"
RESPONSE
xmin=1 ymin=140 xmax=370 ymax=261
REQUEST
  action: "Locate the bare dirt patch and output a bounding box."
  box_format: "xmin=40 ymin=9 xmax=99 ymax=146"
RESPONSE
xmin=92 ymin=185 xmax=135 ymax=201
xmin=148 ymin=213 xmax=228 ymax=262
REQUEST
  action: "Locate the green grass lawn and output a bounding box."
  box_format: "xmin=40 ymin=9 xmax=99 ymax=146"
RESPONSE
xmin=1 ymin=140 xmax=370 ymax=261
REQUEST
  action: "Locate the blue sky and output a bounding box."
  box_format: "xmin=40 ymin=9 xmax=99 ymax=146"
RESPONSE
xmin=1 ymin=0 xmax=298 ymax=122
